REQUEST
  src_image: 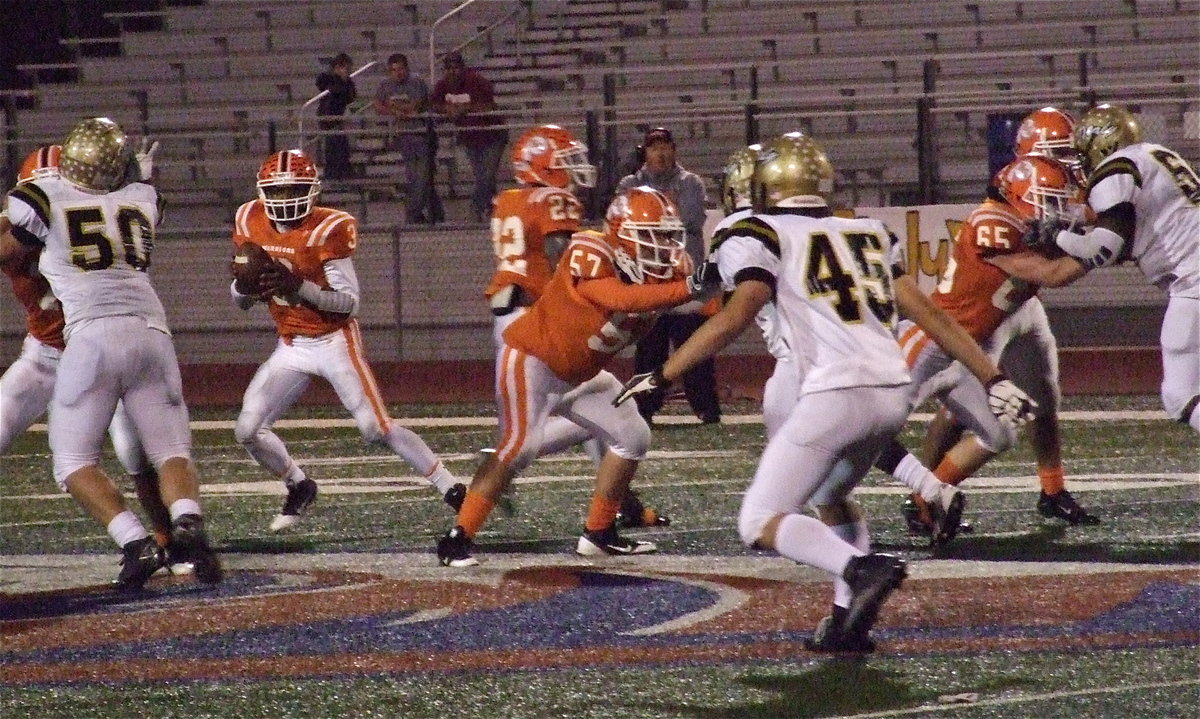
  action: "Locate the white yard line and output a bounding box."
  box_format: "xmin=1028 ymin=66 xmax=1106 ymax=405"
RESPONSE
xmin=841 ymin=678 xmax=1200 ymax=718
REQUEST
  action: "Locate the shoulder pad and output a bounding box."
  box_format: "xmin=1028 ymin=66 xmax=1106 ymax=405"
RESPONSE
xmin=711 ymin=216 xmax=780 ymax=257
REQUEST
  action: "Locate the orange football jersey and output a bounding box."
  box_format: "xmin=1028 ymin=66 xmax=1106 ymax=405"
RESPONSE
xmin=485 ymin=185 xmax=584 ymax=301
xmin=931 ymin=198 xmax=1040 ymax=341
xmin=232 ymin=201 xmax=358 ymax=340
xmin=1 ymin=252 xmax=65 ymax=350
xmin=503 ymin=230 xmax=692 ymax=384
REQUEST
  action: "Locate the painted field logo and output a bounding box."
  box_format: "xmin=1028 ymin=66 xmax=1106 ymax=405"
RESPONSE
xmin=2 ymin=564 xmax=1197 ymax=684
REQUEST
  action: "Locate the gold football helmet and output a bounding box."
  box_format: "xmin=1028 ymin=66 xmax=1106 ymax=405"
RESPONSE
xmin=719 ymin=143 xmax=760 ymax=215
xmin=1073 ymin=103 xmax=1143 ymax=176
xmin=752 ymin=131 xmax=834 ymax=209
xmin=60 ymin=117 xmax=134 ymax=191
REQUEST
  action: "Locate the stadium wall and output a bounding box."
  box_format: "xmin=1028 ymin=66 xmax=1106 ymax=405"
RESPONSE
xmin=177 ymin=347 xmax=1163 ymax=408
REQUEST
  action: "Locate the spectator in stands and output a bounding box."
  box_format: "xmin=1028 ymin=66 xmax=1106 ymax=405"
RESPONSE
xmin=373 ymin=52 xmax=443 ymax=225
xmin=617 ymin=127 xmax=721 ymax=425
xmin=432 ymin=51 xmax=509 ymax=222
xmin=315 ymin=52 xmax=356 ymax=180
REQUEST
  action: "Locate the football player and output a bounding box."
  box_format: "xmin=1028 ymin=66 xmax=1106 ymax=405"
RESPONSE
xmin=0 ymin=145 xmax=191 ymax=575
xmin=230 ymin=149 xmax=464 ymax=532
xmin=615 ymin=132 xmax=1035 ymax=652
xmin=2 ymin=118 xmax=221 ymax=590
xmin=987 ymin=103 xmax=1199 ymax=434
xmin=1014 ymin=106 xmax=1080 ymax=166
xmin=436 ymin=186 xmax=720 ymax=567
xmin=898 ymin=154 xmax=1099 ymax=531
xmin=716 ymin=143 xmax=968 ymax=546
xmin=486 ymin=124 xmax=667 ymax=526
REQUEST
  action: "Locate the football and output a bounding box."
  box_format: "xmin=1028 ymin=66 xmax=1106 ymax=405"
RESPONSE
xmin=231 ymin=242 xmax=274 ymax=295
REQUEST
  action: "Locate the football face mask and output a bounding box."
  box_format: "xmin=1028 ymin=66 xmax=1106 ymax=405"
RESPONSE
xmin=607 ymin=186 xmax=686 ymax=284
xmin=257 ymin=150 xmax=321 ymax=222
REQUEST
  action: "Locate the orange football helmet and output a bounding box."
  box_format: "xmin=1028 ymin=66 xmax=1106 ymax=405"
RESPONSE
xmin=256 ymin=149 xmax=321 ymax=222
xmin=18 ymin=145 xmax=62 ymax=184
xmin=606 ymin=186 xmax=686 ymax=284
xmin=997 ymin=155 xmax=1080 ymax=222
xmin=511 ymin=124 xmax=596 ymax=189
xmin=1013 ymin=107 xmax=1076 ymax=160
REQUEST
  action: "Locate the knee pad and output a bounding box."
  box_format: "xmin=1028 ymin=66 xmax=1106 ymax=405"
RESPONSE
xmin=972 ymin=418 xmax=1017 ymax=454
xmin=233 ymin=414 xmax=262 ymax=446
xmin=738 ymin=501 xmax=776 ymax=548
xmin=53 ymin=455 xmax=96 ymax=492
xmin=606 ymin=416 xmax=651 ymax=461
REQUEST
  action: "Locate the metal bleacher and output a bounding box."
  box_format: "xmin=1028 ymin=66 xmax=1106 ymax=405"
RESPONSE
xmin=3 ymin=0 xmax=1197 ymax=363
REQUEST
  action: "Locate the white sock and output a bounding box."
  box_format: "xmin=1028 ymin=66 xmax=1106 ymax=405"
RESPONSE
xmin=282 ymin=463 xmax=307 ymax=487
xmin=168 ymin=498 xmax=202 ymax=522
xmin=772 ymin=513 xmax=859 ymax=577
xmin=829 ymin=518 xmax=870 ymax=607
xmin=108 ymin=510 xmax=149 ymax=548
xmin=894 ymin=452 xmax=945 ymax=502
xmin=426 ymin=462 xmax=458 ymax=495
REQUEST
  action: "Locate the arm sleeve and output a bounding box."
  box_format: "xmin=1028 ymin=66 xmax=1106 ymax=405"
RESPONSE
xmin=296 ymin=256 xmax=360 ymax=315
xmin=576 ymin=276 xmax=691 ymax=312
xmin=1053 ymin=225 xmax=1128 ymax=270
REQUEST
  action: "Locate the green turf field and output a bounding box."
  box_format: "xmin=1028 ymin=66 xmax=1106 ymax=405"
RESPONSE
xmin=2 ymin=395 xmax=1198 ymax=719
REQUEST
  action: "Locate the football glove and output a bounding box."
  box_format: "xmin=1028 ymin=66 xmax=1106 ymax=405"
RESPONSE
xmin=613 ymin=368 xmax=667 ymax=407
xmin=686 ymin=260 xmax=721 ymax=299
xmin=258 ymin=261 xmax=304 ymax=297
xmin=985 ymin=375 xmax=1037 ymax=429
xmin=136 ymin=138 xmax=160 ymax=181
xmin=1020 ymin=212 xmax=1069 ymax=253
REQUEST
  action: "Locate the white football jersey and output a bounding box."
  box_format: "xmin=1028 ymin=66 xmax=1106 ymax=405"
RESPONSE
xmin=711 ymin=209 xmax=910 ymax=393
xmin=6 ymin=176 xmax=167 ymax=339
xmin=711 ymin=207 xmax=794 ymax=363
xmin=1087 ymin=142 xmax=1200 ymax=297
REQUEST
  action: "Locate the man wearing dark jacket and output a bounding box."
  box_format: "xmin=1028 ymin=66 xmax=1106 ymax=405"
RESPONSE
xmin=616 ymin=127 xmax=721 ymax=425
xmin=316 ymin=53 xmax=356 ymax=180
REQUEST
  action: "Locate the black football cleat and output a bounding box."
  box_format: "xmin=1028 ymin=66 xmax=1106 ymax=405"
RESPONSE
xmin=443 ymin=483 xmax=466 ymax=512
xmin=1037 ymin=490 xmax=1100 ymax=525
xmin=270 ymin=478 xmax=318 ymax=532
xmin=437 ymin=526 xmax=478 ymax=567
xmin=804 ymin=611 xmax=877 ymax=654
xmin=575 ymin=525 xmax=657 ymax=556
xmin=114 ymin=536 xmax=166 ymax=592
xmin=841 ymin=553 xmax=907 ymax=638
xmin=932 ymin=488 xmax=967 ymax=548
xmin=172 ymin=514 xmax=223 ymax=585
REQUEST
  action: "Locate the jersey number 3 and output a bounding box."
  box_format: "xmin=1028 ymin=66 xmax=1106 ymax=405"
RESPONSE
xmin=65 ymin=206 xmax=153 ymax=271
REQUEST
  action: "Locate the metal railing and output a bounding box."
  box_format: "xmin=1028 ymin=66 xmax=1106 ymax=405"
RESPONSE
xmin=295 ymin=60 xmax=379 ymax=154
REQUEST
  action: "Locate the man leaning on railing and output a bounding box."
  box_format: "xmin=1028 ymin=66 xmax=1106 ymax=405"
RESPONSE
xmin=374 ymin=52 xmax=444 ymax=225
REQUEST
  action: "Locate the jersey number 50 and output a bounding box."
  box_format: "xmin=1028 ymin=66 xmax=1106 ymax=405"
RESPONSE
xmin=65 ymin=206 xmax=153 ymax=271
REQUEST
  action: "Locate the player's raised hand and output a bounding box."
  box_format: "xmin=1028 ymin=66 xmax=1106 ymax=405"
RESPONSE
xmin=613 ymin=368 xmax=666 ymax=407
xmin=136 ymin=138 xmax=160 ymax=181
